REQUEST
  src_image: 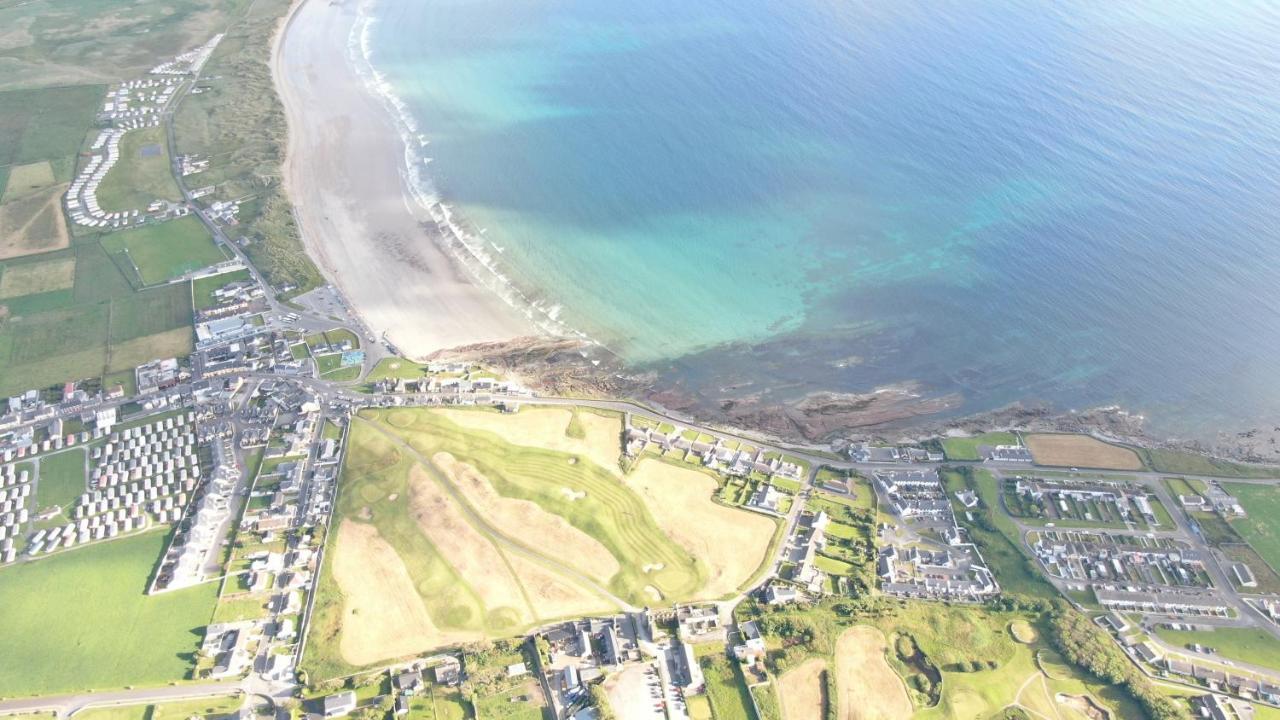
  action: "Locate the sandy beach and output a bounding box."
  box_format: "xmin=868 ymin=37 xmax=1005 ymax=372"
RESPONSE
xmin=272 ymin=0 xmax=536 ymax=356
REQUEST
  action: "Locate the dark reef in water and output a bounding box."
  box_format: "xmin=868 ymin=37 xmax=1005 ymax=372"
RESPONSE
xmin=433 ymin=336 xmax=1279 ymax=466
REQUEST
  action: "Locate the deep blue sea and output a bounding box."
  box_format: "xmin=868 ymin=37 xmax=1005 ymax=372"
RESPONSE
xmin=362 ymin=0 xmax=1280 ymax=437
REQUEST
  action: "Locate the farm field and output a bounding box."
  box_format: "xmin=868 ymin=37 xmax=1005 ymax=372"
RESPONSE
xmin=0 ymin=255 xmax=75 ymax=299
xmin=0 ymin=85 xmax=102 ymax=169
xmin=1225 ymin=483 xmax=1280 ymax=574
xmin=941 ymin=431 xmax=1019 ymax=461
xmin=0 ymin=1 xmax=245 ymax=90
xmin=1024 ymin=434 xmax=1143 ymax=470
xmin=0 ymin=181 xmax=69 ymax=260
xmin=0 ymin=530 xmax=217 ymax=696
xmin=100 ymin=217 xmax=223 ymax=286
xmin=306 ymin=406 xmax=775 ymax=679
xmin=0 ymin=243 xmax=195 ymax=395
xmin=1153 ymin=625 xmax=1280 ymax=671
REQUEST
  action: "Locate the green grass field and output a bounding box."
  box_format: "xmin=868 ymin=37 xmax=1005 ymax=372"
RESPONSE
xmin=0 ymin=85 xmax=103 ymax=170
xmin=1153 ymin=625 xmax=1280 ymax=670
xmin=0 ymin=0 xmax=245 ymax=90
xmin=0 ymin=242 xmax=195 ymax=394
xmin=36 ymin=448 xmax=86 ymax=511
xmin=944 ymin=468 xmax=1058 ymax=599
xmin=1137 ymin=448 xmax=1280 ymax=478
xmin=699 ymin=654 xmax=756 ymax=720
xmin=0 ymin=531 xmax=217 ymax=696
xmin=1225 ymin=483 xmax=1280 ymax=573
xmin=941 ymin=432 xmax=1019 ymax=461
xmin=100 ymin=217 xmax=223 ymax=286
xmin=192 ymin=268 xmax=252 ymax=310
xmin=94 ymin=127 xmax=183 ymax=213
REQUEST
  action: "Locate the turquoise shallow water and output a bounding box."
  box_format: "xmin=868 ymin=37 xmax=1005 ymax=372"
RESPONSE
xmin=363 ymin=0 xmax=1280 ymax=436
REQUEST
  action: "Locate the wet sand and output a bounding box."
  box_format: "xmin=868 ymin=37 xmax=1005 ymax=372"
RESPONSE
xmin=272 ymin=0 xmax=536 ymax=356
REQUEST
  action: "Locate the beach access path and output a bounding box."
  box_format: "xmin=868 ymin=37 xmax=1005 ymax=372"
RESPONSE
xmin=272 ymin=0 xmax=536 ymax=356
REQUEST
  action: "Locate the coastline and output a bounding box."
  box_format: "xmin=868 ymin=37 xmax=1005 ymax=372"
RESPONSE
xmin=271 ymin=0 xmax=538 ymax=356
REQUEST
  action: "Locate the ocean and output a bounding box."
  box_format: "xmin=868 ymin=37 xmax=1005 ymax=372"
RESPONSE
xmin=358 ymin=0 xmax=1280 ymax=438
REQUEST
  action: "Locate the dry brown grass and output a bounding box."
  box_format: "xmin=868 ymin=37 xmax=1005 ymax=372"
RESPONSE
xmin=778 ymin=658 xmax=827 ymax=720
xmin=331 ymin=520 xmax=478 ymax=666
xmin=0 ymin=184 xmax=69 ymax=260
xmin=503 ymin=553 xmax=616 ymax=621
xmin=406 ymin=465 xmax=535 ymax=629
xmin=106 ymin=327 xmax=193 ymax=372
xmin=0 ymin=256 xmax=74 ymax=299
xmin=432 ymin=451 xmax=620 ymax=583
xmin=1025 ymin=433 xmax=1142 ymax=470
xmin=835 ymin=626 xmax=912 ymax=720
xmin=435 ymin=407 xmax=623 ymax=474
xmin=3 ymin=161 xmax=55 ymax=199
xmin=624 ymin=458 xmax=775 ymax=598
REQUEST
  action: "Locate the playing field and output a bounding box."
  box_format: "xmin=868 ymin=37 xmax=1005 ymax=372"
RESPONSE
xmin=1225 ymin=483 xmax=1280 ymax=574
xmin=778 ymin=658 xmax=826 ymax=720
xmin=307 ymin=406 xmax=774 ymax=677
xmin=0 ymin=531 xmax=217 ymax=696
xmin=100 ymin=217 xmax=223 ymax=286
xmin=1025 ymin=434 xmax=1143 ymax=470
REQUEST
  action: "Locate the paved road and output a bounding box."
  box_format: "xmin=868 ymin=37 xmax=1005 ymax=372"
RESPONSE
xmin=0 ymin=682 xmax=244 ymax=718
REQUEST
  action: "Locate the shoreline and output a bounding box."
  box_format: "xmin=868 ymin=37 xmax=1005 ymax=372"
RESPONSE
xmin=271 ymin=0 xmax=539 ymax=357
xmin=265 ymin=0 xmax=1276 ymax=462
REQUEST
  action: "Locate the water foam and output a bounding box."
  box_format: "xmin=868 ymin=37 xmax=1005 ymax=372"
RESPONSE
xmin=347 ymin=0 xmax=600 ymax=349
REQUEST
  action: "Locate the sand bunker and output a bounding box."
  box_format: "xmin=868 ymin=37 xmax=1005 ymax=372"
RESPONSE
xmin=331 ymin=520 xmax=477 ymax=665
xmin=434 ymin=407 xmax=624 ymax=475
xmin=625 ymin=459 xmax=775 ymax=598
xmin=779 ymin=658 xmax=827 ymax=720
xmin=432 ymin=452 xmax=620 ymax=583
xmin=835 ymin=626 xmax=912 ymax=720
xmin=407 ymin=465 xmax=535 ymax=630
